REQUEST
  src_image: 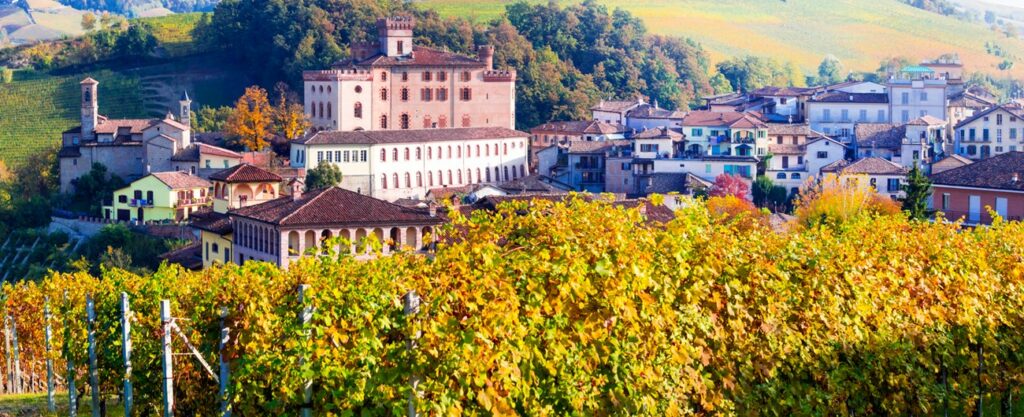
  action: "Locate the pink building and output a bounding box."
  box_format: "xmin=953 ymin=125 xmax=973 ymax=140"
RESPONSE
xmin=303 ymin=16 xmax=516 ymax=132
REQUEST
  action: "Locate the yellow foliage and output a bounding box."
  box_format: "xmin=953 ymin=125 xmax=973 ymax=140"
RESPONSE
xmin=226 ymin=85 xmax=273 ymax=151
xmin=794 ymin=174 xmax=901 ymax=229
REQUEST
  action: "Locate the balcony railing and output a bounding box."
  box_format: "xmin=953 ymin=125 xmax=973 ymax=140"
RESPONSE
xmin=175 ymin=196 xmax=211 ymax=208
xmin=127 ymin=199 xmax=153 ymax=207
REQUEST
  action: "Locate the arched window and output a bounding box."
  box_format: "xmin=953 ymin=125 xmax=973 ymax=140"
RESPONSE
xmin=520 ymin=165 xmax=526 ymax=177
xmin=493 ymin=167 xmax=499 ymax=182
xmin=476 ymin=168 xmax=481 ymax=183
xmin=404 ymin=148 xmax=410 ymax=160
xmin=475 ymin=145 xmax=480 ymax=157
xmin=310 ymin=85 xmax=315 ymax=93
xmin=327 ymin=85 xmax=332 ymax=93
xmin=381 ymin=174 xmax=388 ymax=189
xmin=447 ymin=145 xmax=452 ymax=158
xmin=405 ymin=173 xmax=411 ymax=188
xmin=326 ymin=102 xmax=332 ymax=118
xmin=776 ymin=173 xmax=786 ymax=179
xmin=427 ymin=147 xmax=432 ymax=159
xmin=512 ymin=166 xmax=517 ymax=180
xmin=792 ymin=173 xmax=802 ymax=179
xmin=423 ymin=115 xmax=432 ymax=129
xmin=504 ymin=166 xmax=509 ymax=181
xmin=493 ymin=143 xmax=499 ymax=155
xmin=428 ymin=171 xmax=433 ymax=186
xmin=380 ymin=114 xmax=388 ymax=129
xmin=380 ymin=149 xmax=386 ymax=161
xmin=438 ymin=170 xmax=444 ymax=185
xmin=318 ymin=102 xmax=324 ymax=119
xmin=380 ymin=88 xmax=388 ymax=101
xmin=455 ymin=170 xmax=461 ymax=184
xmin=447 ymin=170 xmax=453 ymax=185
xmin=416 ymin=172 xmax=422 ymax=187
xmin=466 ymin=169 xmax=472 ymax=184
xmin=392 ymin=148 xmax=399 ymax=161
xmin=354 ymin=102 xmax=362 ymax=118
xmin=392 ymin=173 xmax=399 ymax=189
xmin=437 ymin=146 xmax=442 ymax=159
xmin=416 ymin=147 xmax=422 ymax=160
xmin=439 ymin=115 xmax=447 ymax=128
xmin=503 ymin=143 xmax=508 ymax=155
xmin=462 ymin=114 xmax=470 ymax=127
xmin=457 ymin=146 xmax=462 ymax=158
xmin=465 ymin=145 xmax=471 ymax=157
xmin=485 ymin=144 xmax=490 ymax=156
xmin=318 ymin=85 xmax=323 ymax=93
xmin=400 ymin=114 xmax=410 ymax=130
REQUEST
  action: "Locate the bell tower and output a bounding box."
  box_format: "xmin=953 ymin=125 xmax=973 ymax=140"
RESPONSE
xmin=377 ymin=16 xmax=414 ymax=57
xmin=81 ymin=77 xmax=98 ymax=138
xmin=179 ymin=90 xmax=192 ymax=129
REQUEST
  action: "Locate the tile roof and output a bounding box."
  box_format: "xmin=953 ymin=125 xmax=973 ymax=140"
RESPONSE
xmin=158 ymin=242 xmax=203 ymax=271
xmin=497 ymin=174 xmax=573 ymax=194
xmin=150 ymin=171 xmax=213 ymax=190
xmin=530 ymin=120 xmax=627 ymax=135
xmin=931 ymin=151 xmax=1024 ymax=191
xmin=232 ymin=187 xmax=443 ymax=227
xmin=767 ymin=123 xmax=811 ymax=136
xmin=171 ymin=143 xmax=243 ymax=162
xmin=627 ymin=104 xmax=687 ymax=119
xmin=632 ymin=127 xmax=684 ymax=140
xmin=58 ymin=146 xmax=81 ymax=158
xmin=92 ymin=118 xmax=154 ymax=135
xmin=749 ymin=86 xmax=816 ymax=97
xmin=855 ymin=123 xmax=906 ymax=150
xmin=681 ymin=111 xmax=767 ymax=129
xmin=768 ymin=144 xmax=803 ymax=155
xmin=209 ymin=164 xmax=283 ymax=183
xmin=341 ymin=45 xmax=486 ymax=68
xmin=949 ymin=90 xmax=996 ymax=109
xmin=160 ymin=118 xmax=190 ymax=131
xmin=190 ymin=211 xmax=232 ymax=235
xmin=590 ymin=100 xmax=642 ymax=113
xmin=809 ymin=91 xmax=889 ymax=104
xmin=567 ymin=139 xmax=631 ymax=154
xmin=821 ymin=157 xmax=908 ymax=175
xmin=906 ymin=115 xmax=946 ymax=126
xmin=297 ymin=127 xmax=528 ymax=146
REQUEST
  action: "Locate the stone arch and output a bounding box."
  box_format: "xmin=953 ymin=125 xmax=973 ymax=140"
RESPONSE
xmin=304 ymin=230 xmax=317 ymax=252
xmin=405 ymin=227 xmax=417 ymax=250
xmin=288 ymin=231 xmax=300 ymax=255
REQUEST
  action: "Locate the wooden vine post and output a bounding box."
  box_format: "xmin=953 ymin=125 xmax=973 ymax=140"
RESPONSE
xmin=45 ymin=299 xmax=55 ymax=413
xmin=64 ymin=291 xmax=77 ymax=417
xmin=121 ymin=292 xmax=133 ymax=417
xmin=298 ymin=285 xmax=312 ymax=417
xmin=218 ymin=307 xmax=231 ymax=417
xmin=10 ymin=314 xmax=20 ymax=394
xmin=161 ymin=300 xmax=174 ymax=417
xmin=86 ymin=295 xmax=100 ymax=417
xmin=404 ymin=291 xmax=421 ymax=417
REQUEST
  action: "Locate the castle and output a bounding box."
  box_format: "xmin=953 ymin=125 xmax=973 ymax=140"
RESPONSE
xmin=58 ymin=79 xmax=241 ymax=193
xmin=301 ymin=16 xmax=516 ymax=132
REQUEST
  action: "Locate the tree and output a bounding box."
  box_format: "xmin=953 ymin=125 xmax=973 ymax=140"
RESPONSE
xmin=716 ymin=55 xmax=793 ymax=92
xmin=70 ymin=162 xmax=126 ymax=215
xmin=709 ymin=174 xmax=750 ymax=199
xmin=901 ymin=163 xmax=932 ymax=220
xmin=0 ymin=66 xmax=12 ymax=84
xmin=115 ymin=22 xmax=157 ymax=58
xmin=81 ymin=12 xmax=97 ymax=31
xmin=194 ymin=106 xmax=235 ymax=132
xmin=226 ymin=86 xmax=273 ymax=151
xmin=273 ymin=83 xmax=310 ymax=142
xmin=305 ymin=163 xmax=343 ymax=190
xmin=817 ymin=54 xmax=843 ymax=85
xmin=709 ymin=73 xmax=733 ymax=95
xmin=752 ymin=175 xmax=774 ymax=207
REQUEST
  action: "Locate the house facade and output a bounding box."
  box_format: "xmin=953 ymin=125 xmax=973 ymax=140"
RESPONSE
xmin=303 ymin=17 xmax=515 ymax=132
xmin=954 ymin=103 xmax=1024 ymax=160
xmin=887 ymin=67 xmax=948 ymax=124
xmin=105 ymin=171 xmax=211 ymax=223
xmin=931 ymin=152 xmax=1024 ymax=224
xmin=290 ymin=127 xmax=530 ymax=201
xmin=807 ymin=91 xmax=889 ymax=143
xmin=821 ymin=157 xmax=909 ymax=199
xmin=766 ymin=136 xmax=846 ymax=194
xmin=680 ymin=111 xmax=769 ymax=158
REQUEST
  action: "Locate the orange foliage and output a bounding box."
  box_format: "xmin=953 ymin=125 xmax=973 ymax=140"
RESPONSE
xmin=794 ymin=175 xmax=901 ymax=228
xmin=705 ymin=195 xmax=769 ymax=231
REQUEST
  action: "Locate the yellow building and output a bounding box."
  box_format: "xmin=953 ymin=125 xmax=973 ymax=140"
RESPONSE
xmin=192 ymin=164 xmax=284 ymax=268
xmin=105 ymin=171 xmax=212 ymax=222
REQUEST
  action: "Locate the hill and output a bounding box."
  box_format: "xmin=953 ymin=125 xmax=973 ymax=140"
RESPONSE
xmin=419 ymin=0 xmax=1024 ymax=78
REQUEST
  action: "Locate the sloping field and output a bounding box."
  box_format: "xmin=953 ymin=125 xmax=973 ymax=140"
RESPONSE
xmin=420 ymin=0 xmax=1024 ymax=77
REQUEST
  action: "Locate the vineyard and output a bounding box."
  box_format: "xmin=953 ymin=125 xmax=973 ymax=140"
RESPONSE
xmin=2 ymin=196 xmax=1024 ymax=415
xmin=0 ymin=69 xmax=145 ymax=166
xmin=0 ymin=230 xmax=80 ymax=284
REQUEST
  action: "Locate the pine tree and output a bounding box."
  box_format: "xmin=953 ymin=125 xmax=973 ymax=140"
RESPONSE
xmin=901 ymin=162 xmax=932 ymax=220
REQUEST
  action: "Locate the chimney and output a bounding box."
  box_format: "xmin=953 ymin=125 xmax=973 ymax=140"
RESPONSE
xmin=1014 ymin=173 xmax=1020 ymax=183
xmin=289 ymin=178 xmax=304 ymax=201
xmin=428 ymin=202 xmax=437 ymax=217
xmin=477 ymin=45 xmax=495 ymax=71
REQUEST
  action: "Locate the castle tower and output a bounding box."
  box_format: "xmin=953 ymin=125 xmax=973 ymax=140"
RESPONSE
xmin=81 ymin=77 xmax=98 ymax=138
xmin=477 ymin=45 xmax=495 ymax=71
xmin=377 ymin=16 xmax=414 ymax=57
xmin=179 ymin=90 xmax=192 ymax=129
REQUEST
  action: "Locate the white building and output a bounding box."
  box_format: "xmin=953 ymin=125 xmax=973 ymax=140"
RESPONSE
xmin=807 ymin=91 xmax=889 ymax=143
xmin=290 ymin=127 xmax=530 ymax=201
xmin=821 ymin=157 xmax=909 ymax=200
xmin=888 ymin=66 xmax=948 ymax=124
xmin=954 ymin=102 xmax=1024 ymax=160
xmin=766 ymin=135 xmax=847 ymax=194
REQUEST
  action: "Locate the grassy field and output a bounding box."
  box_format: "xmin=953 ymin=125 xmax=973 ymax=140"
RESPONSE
xmin=419 ymin=0 xmax=1024 ymax=78
xmin=142 ymin=12 xmax=206 ymax=57
xmin=0 ymin=392 xmax=126 ymax=417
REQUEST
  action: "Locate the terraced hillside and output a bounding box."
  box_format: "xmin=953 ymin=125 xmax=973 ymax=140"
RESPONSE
xmin=421 ymin=0 xmax=1024 ymax=78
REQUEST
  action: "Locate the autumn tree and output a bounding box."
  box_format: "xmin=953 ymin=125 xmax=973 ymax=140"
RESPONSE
xmin=709 ymin=173 xmax=750 ymax=199
xmin=81 ymin=12 xmax=97 ymax=31
xmin=816 ymin=54 xmax=844 ymax=84
xmin=226 ymin=86 xmax=273 ymax=151
xmin=273 ymin=83 xmax=310 ymax=142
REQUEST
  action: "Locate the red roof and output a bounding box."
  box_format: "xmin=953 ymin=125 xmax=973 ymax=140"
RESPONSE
xmin=209 ymin=164 xmax=283 ymax=183
xmin=341 ymin=46 xmax=486 ymax=68
xmin=231 ymin=187 xmax=443 ymax=227
xmin=681 ymin=111 xmax=767 ymax=129
xmin=150 ymin=171 xmax=212 ymax=189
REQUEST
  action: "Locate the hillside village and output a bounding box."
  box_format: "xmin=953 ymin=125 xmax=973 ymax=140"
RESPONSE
xmin=43 ymin=15 xmax=1024 ymax=270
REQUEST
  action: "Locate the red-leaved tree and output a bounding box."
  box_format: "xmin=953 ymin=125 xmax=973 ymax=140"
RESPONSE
xmin=709 ymin=174 xmax=750 ymax=199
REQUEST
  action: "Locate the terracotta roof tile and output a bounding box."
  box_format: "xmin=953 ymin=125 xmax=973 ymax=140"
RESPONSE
xmin=567 ymin=139 xmax=631 ymax=154
xmin=232 ymin=187 xmax=443 ymax=227
xmin=906 ymin=115 xmax=946 ymax=126
xmin=530 ymin=120 xmax=627 ymax=135
xmin=681 ymin=111 xmax=767 ymax=129
xmin=821 ymin=157 xmax=907 ymax=175
xmin=209 ymin=164 xmax=283 ymax=183
xmin=150 ymin=171 xmax=212 ymax=189
xmin=340 ymin=45 xmax=486 ymax=68
xmin=190 ymin=211 xmax=232 ymax=235
xmin=767 ymin=123 xmax=811 ymax=136
xmin=92 ymin=119 xmax=154 ymax=135
xmin=297 ymin=127 xmax=528 ymax=146
xmin=931 ymin=151 xmax=1024 ymax=191
xmin=855 ymin=123 xmax=906 ymax=150
xmin=632 ymin=127 xmax=684 ymax=140
xmin=590 ymin=100 xmax=642 ymax=113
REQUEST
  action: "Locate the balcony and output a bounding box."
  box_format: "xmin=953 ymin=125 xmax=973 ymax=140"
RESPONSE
xmin=175 ymin=196 xmax=211 ymax=208
xmin=127 ymin=199 xmax=153 ymax=207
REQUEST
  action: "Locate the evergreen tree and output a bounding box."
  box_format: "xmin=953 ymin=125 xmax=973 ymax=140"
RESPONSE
xmin=306 ymin=163 xmax=343 ymax=190
xmin=901 ymin=163 xmax=932 ymax=220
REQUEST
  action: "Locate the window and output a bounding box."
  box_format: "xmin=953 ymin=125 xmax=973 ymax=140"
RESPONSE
xmin=447 ymin=170 xmax=453 ymax=184
xmin=392 ymin=173 xmax=399 ymax=189
xmin=475 ymin=145 xmax=481 ymax=156
xmin=841 ymin=109 xmax=849 ymax=122
xmin=317 ymin=151 xmax=324 ymax=162
xmin=447 ymin=146 xmax=452 ymax=158
xmin=428 ymin=171 xmax=434 ymax=186
xmin=920 ymin=91 xmax=928 ymax=101
xmin=355 ymin=86 xmax=362 ymax=93
xmin=859 ymin=109 xmax=867 ymax=122
xmin=335 ymin=151 xmax=342 ymax=161
xmin=416 ymin=147 xmax=422 ymax=160
xmin=438 ymin=115 xmax=448 ymax=128
xmin=343 ymin=151 xmax=350 ymax=162
xmin=381 ymin=174 xmax=388 ymax=189
xmin=640 ymin=144 xmax=659 ymax=152
xmin=380 ymin=149 xmax=387 ymax=161
xmin=427 ymin=147 xmax=433 ymax=159
xmin=822 ymin=109 xmax=831 ymax=121
xmin=970 ymin=129 xmax=976 ymax=140
xmin=901 ymin=92 xmax=909 ymax=105
xmin=438 ymin=72 xmax=447 ymax=82
xmin=817 ymin=151 xmax=828 ymax=159
xmin=402 ymin=72 xmax=408 ymax=82
xmin=984 ymin=129 xmax=990 ymax=141
xmin=392 ymin=148 xmax=399 ymax=161
xmin=776 ymin=173 xmax=786 ymax=179
xmin=942 ymin=193 xmax=950 ymax=210
xmin=901 ymin=110 xmax=909 ymax=123
xmin=476 ymin=168 xmax=481 ymax=182
xmin=380 ymin=115 xmax=388 ymax=129
xmin=416 ymin=172 xmax=422 ymax=187
xmin=457 ymin=146 xmax=462 ymax=158
xmin=437 ymin=88 xmax=448 ymax=102
xmin=691 ymin=128 xmax=703 ymax=136
xmin=460 ymin=88 xmax=472 ymax=101
xmin=405 ymin=173 xmax=411 ymax=188
xmin=422 ymin=71 xmax=432 ymax=82
xmin=503 ymin=143 xmax=508 ymax=155
xmin=380 ymin=88 xmax=388 ymax=101
xmin=361 ymin=150 xmax=367 ymax=162
xmin=318 ymin=102 xmax=324 ymax=118
xmin=119 ymin=195 xmax=127 ymax=203
xmin=404 ymin=148 xmax=410 ymax=160
xmin=457 ymin=170 xmax=463 ymax=184
xmin=486 ymin=168 xmax=491 ymax=182
xmin=205 ymin=160 xmax=211 ymax=168
xmin=401 ymin=88 xmax=409 ymax=101
xmin=887 ymin=178 xmax=900 ymax=193
xmin=877 ymin=110 xmax=886 ymax=122
xmin=998 ymin=114 xmax=1005 ymax=125
xmin=354 ymin=102 xmax=362 ymax=118
xmin=381 ymin=72 xmax=387 ymax=81
xmin=461 ymin=71 xmax=471 ymax=82
xmin=400 ymin=114 xmax=410 ymax=130
xmin=462 ymin=115 xmax=471 ymax=128
xmin=421 ymin=88 xmax=432 ymax=101
xmin=397 ymin=41 xmax=404 ymax=55
xmin=326 ymin=152 xmax=333 ymax=163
